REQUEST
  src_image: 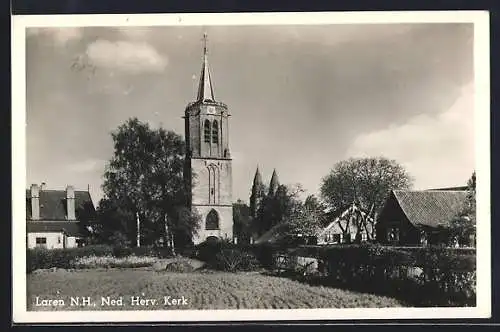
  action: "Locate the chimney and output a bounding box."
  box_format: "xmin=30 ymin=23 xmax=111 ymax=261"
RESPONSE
xmin=66 ymin=185 xmax=76 ymax=220
xmin=30 ymin=184 xmax=40 ymax=220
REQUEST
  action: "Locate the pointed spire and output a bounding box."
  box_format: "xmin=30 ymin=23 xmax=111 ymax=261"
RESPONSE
xmin=250 ymin=166 xmax=265 ymax=218
xmin=268 ymin=169 xmax=280 ymax=195
xmin=197 ymin=32 xmax=215 ymax=102
xmin=252 ymin=166 xmax=263 ymax=188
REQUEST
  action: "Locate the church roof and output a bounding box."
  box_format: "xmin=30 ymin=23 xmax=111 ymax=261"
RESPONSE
xmin=196 ymin=32 xmax=215 ymax=102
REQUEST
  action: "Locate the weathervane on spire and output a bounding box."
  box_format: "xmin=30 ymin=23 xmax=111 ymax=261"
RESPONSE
xmin=202 ymin=31 xmax=208 ymax=55
xmin=196 ymin=31 xmax=215 ymax=102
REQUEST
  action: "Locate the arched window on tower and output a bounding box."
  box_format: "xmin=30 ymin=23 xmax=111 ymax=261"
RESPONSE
xmin=212 ymin=120 xmax=219 ymax=144
xmin=204 ymin=120 xmax=211 ymax=143
xmin=205 ymin=209 xmax=219 ymax=230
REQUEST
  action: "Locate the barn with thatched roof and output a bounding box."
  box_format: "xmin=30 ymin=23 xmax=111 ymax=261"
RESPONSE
xmin=375 ymin=189 xmax=474 ymax=247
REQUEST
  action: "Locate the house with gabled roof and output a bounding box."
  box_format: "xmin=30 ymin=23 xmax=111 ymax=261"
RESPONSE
xmin=375 ymin=189 xmax=473 ymax=247
xmin=253 ymin=203 xmax=374 ymax=246
xmin=317 ymin=203 xmax=374 ymax=245
xmin=26 ymin=183 xmax=96 ymax=249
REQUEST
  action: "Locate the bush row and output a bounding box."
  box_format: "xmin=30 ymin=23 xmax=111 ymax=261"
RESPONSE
xmin=265 ymin=244 xmax=476 ymax=307
xmin=27 ymin=245 xmax=173 ymax=273
xmin=196 ymin=242 xmax=475 ymax=306
xmin=72 ymin=255 xmax=157 ymax=269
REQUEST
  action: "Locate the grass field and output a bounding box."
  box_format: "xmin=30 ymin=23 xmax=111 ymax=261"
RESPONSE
xmin=27 ymin=268 xmax=405 ymax=310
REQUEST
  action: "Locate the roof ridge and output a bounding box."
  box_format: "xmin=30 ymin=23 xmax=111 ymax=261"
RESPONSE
xmin=391 ymin=190 xmax=413 ymax=223
xmin=26 ymin=188 xmax=90 ymax=192
xmin=393 ymin=189 xmax=467 ymax=193
xmin=391 ymin=189 xmax=467 ymax=228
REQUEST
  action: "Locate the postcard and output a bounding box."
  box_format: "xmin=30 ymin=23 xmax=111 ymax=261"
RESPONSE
xmin=12 ymin=11 xmax=490 ymax=323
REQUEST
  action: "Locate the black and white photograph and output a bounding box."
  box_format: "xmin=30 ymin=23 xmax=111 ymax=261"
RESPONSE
xmin=12 ymin=11 xmax=490 ymax=323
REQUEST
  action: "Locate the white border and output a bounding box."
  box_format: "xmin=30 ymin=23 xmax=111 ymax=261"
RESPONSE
xmin=12 ymin=11 xmax=491 ymax=323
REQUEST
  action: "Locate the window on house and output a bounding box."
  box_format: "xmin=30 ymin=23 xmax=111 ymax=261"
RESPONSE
xmin=470 ymin=234 xmax=476 ymax=247
xmin=387 ymin=227 xmax=400 ymax=244
xmin=76 ymin=238 xmax=85 ymax=248
xmin=57 ymin=236 xmax=61 ymax=244
xmin=205 ymin=209 xmax=219 ymax=230
xmin=332 ymin=234 xmax=341 ymax=244
xmin=361 ymin=232 xmax=368 ymax=242
xmin=212 ymin=120 xmax=219 ymax=144
xmin=204 ymin=120 xmax=211 ymax=143
xmin=420 ymin=231 xmax=428 ymax=246
xmin=35 ymin=237 xmax=47 ymax=248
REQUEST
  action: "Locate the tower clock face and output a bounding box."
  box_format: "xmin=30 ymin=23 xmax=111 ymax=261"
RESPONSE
xmin=207 ymin=106 xmax=216 ymax=115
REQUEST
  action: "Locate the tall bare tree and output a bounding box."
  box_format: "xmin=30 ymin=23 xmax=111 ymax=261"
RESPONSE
xmin=320 ymin=157 xmax=413 ymax=240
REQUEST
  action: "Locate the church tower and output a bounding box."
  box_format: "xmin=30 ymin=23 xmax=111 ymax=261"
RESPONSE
xmin=184 ymin=33 xmax=233 ymax=244
xmin=249 ymin=166 xmax=265 ymax=219
xmin=268 ymin=169 xmax=280 ymax=196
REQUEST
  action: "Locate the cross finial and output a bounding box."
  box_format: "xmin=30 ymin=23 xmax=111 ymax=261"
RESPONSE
xmin=196 ymin=31 xmax=215 ymax=101
xmin=203 ymin=31 xmax=208 ymax=54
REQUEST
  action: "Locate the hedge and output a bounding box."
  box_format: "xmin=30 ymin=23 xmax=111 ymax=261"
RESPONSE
xmin=247 ymin=243 xmax=476 ymax=307
xmin=27 ymin=245 xmax=174 ymax=273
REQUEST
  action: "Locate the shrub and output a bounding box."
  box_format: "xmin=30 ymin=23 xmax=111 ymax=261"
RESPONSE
xmin=155 ymin=246 xmax=175 ymax=258
xmin=27 ymin=245 xmax=115 ymax=273
xmin=194 ymin=240 xmax=261 ymax=272
xmin=72 ymin=255 xmax=157 ymax=269
xmin=178 ymin=246 xmax=196 ymax=258
xmin=164 ymin=259 xmax=195 ymax=273
xmin=125 ymin=245 xmax=172 ymax=258
xmin=194 ymin=239 xmax=229 ymax=262
xmin=249 ymin=243 xmax=280 ymax=269
xmin=112 ymin=246 xmax=133 ymax=258
xmin=211 ymin=248 xmax=260 ymax=272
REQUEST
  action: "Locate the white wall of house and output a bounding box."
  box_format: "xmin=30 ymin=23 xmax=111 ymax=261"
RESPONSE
xmin=318 ymin=218 xmax=370 ymax=244
xmin=27 ymin=232 xmax=65 ymax=249
xmin=65 ymin=236 xmax=78 ymax=248
xmin=27 ymin=232 xmax=82 ymax=249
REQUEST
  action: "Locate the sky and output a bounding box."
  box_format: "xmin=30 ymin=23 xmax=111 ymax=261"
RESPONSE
xmin=25 ymin=23 xmax=475 ymax=206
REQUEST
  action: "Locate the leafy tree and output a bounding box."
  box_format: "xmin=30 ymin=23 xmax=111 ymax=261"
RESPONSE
xmin=74 ymin=200 xmax=98 ymax=244
xmin=98 ymin=117 xmax=200 ymax=248
xmin=449 ymin=171 xmax=476 ymax=246
xmin=94 ymin=197 xmax=135 ymax=246
xmin=255 ymin=184 xmax=303 ymax=236
xmin=253 ymin=184 xmax=325 ymax=242
xmin=304 ymin=194 xmax=329 ymax=227
xmin=320 ymin=157 xmax=413 ymax=240
xmin=233 ymin=199 xmax=252 ymax=244
xmin=285 ymin=204 xmax=323 ymax=237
